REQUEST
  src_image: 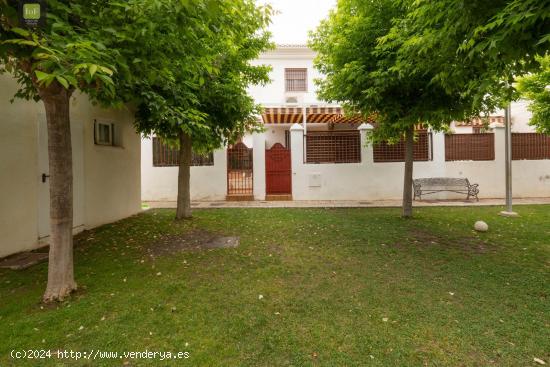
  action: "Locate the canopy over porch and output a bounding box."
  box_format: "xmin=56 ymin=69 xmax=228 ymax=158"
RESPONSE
xmin=261 ymin=105 xmax=370 ymax=125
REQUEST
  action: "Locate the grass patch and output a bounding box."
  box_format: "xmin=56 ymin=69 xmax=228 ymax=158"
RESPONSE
xmin=0 ymin=206 xmax=549 ymax=366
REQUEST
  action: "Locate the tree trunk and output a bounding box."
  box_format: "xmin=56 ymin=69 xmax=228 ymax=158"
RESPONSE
xmin=402 ymin=126 xmax=414 ymax=218
xmin=176 ymin=131 xmax=192 ymax=220
xmin=40 ymin=85 xmax=77 ymax=302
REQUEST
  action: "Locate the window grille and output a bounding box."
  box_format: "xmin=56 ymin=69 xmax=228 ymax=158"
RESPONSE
xmin=285 ymin=68 xmax=307 ymax=92
xmin=373 ymin=132 xmax=432 ymax=162
xmin=512 ymin=133 xmax=550 ymax=160
xmin=152 ymin=137 xmax=214 ymax=166
xmin=445 ymin=133 xmax=495 ymax=161
xmin=305 ymin=131 xmax=361 ymax=163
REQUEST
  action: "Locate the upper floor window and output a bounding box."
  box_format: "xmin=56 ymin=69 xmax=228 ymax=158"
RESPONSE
xmin=285 ymin=68 xmax=307 ymax=92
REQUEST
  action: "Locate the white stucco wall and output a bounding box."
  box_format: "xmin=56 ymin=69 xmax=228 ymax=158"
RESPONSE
xmin=510 ymin=100 xmax=535 ymax=132
xmin=0 ymin=75 xmax=141 ymax=258
xmin=248 ymin=46 xmax=323 ymax=105
xmin=77 ymin=99 xmax=142 ymax=228
xmin=289 ymin=125 xmax=550 ymax=201
xmin=0 ymin=76 xmax=41 ymax=257
xmin=264 ymin=125 xmax=289 ymax=148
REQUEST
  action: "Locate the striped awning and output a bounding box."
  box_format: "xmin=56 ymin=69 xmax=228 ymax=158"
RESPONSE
xmin=261 ymin=106 xmax=368 ymax=124
xmin=262 ymin=107 xmax=303 ymax=124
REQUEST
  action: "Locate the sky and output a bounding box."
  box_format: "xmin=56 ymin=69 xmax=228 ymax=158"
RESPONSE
xmin=256 ymin=0 xmax=337 ymax=45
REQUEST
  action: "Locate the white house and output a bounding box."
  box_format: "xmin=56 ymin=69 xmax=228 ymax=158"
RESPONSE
xmin=0 ymin=74 xmax=142 ymax=258
xmin=451 ymin=100 xmax=535 ymax=134
xmin=141 ymin=45 xmax=550 ymax=203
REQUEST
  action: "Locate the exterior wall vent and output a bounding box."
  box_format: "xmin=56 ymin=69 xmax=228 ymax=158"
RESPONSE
xmin=285 ymin=96 xmax=299 ymax=105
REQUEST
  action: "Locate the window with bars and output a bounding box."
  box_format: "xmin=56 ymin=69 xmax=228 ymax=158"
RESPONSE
xmin=445 ymin=133 xmax=495 ymax=161
xmin=512 ymin=133 xmax=550 ymax=160
xmin=305 ymin=131 xmax=361 ymax=164
xmin=285 ymin=68 xmax=307 ymax=92
xmin=152 ymin=137 xmax=214 ymax=167
xmin=373 ymin=132 xmax=432 ymax=162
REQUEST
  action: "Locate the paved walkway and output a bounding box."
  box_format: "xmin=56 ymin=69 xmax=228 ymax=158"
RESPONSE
xmin=145 ymin=197 xmax=550 ymax=209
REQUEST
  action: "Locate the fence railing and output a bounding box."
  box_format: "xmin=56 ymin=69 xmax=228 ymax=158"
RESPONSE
xmin=305 ymin=130 xmax=361 ymax=163
xmin=445 ymin=133 xmax=495 ymax=161
xmin=373 ymin=132 xmax=432 ymax=162
xmin=512 ymin=133 xmax=550 ymax=160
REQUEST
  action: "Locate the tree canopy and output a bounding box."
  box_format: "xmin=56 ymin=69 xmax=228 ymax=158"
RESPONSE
xmin=310 ymin=0 xmax=480 ymax=217
xmin=309 ymin=0 xmax=474 ymax=142
xmin=112 ymin=0 xmax=273 ymax=151
xmin=0 ymin=0 xmax=124 ymax=103
xmin=389 ymin=0 xmax=550 ymax=111
xmin=309 ymin=0 xmax=549 ymax=218
xmin=109 ymin=0 xmax=272 ymax=219
xmin=517 ymin=55 xmax=550 ymax=134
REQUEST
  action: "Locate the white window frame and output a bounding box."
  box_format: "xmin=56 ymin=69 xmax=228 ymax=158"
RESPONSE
xmin=94 ymin=120 xmax=115 ymax=146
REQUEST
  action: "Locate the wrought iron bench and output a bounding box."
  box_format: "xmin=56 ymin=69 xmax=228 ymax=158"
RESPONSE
xmin=413 ymin=177 xmax=479 ymax=201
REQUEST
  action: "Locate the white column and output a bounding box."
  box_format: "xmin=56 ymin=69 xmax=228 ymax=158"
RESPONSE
xmin=252 ymin=132 xmax=266 ymax=200
xmin=431 ymin=131 xmax=446 ymax=177
xmin=358 ymin=123 xmax=374 ymax=165
xmin=213 ymin=147 xmax=228 ymax=199
xmin=491 ymin=124 xmax=506 ymax=198
xmin=290 ymin=123 xmax=304 ymax=199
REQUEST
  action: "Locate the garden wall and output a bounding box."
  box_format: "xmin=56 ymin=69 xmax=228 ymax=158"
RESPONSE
xmin=289 ymin=124 xmax=550 ymax=201
xmin=141 ymin=123 xmax=550 ymax=202
xmin=141 ymin=138 xmax=227 ymax=201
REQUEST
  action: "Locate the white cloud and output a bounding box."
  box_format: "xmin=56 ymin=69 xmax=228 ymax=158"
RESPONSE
xmin=257 ymin=0 xmax=337 ymax=44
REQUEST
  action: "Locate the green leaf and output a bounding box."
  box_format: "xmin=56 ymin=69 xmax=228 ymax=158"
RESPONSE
xmin=65 ymin=75 xmax=78 ymax=87
xmin=34 ymin=70 xmax=50 ymax=82
xmin=2 ymin=39 xmax=38 ymax=46
xmin=56 ymin=76 xmax=70 ymax=89
xmin=10 ymin=27 xmax=30 ymax=37
xmin=97 ymin=74 xmax=114 ymax=86
xmin=98 ymin=66 xmax=114 ymax=76
xmin=536 ymin=34 xmax=550 ymax=46
xmin=89 ymin=64 xmax=98 ymax=77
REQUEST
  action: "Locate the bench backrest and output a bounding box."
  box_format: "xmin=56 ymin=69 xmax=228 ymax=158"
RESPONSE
xmin=413 ymin=177 xmax=470 ymax=188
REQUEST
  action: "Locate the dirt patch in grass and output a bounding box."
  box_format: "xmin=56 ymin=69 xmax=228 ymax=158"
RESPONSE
xmin=147 ymin=229 xmax=239 ymax=256
xmin=266 ymin=243 xmax=285 ymax=256
xmin=390 ymin=228 xmax=494 ymax=254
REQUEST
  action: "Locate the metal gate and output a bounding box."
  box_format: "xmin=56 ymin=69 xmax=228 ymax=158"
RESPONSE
xmin=227 ymin=142 xmax=253 ymax=196
xmin=266 ymin=143 xmax=291 ymax=195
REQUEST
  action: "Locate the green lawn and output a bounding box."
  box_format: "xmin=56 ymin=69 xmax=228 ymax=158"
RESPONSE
xmin=1 ymin=206 xmax=549 ymax=366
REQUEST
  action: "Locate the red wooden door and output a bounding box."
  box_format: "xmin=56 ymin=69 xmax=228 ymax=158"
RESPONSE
xmin=266 ymin=143 xmax=291 ymax=195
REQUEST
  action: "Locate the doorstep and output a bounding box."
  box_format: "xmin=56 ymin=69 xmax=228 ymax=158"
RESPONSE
xmin=265 ymin=194 xmax=293 ymax=201
xmin=225 ymin=195 xmax=255 ymax=201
